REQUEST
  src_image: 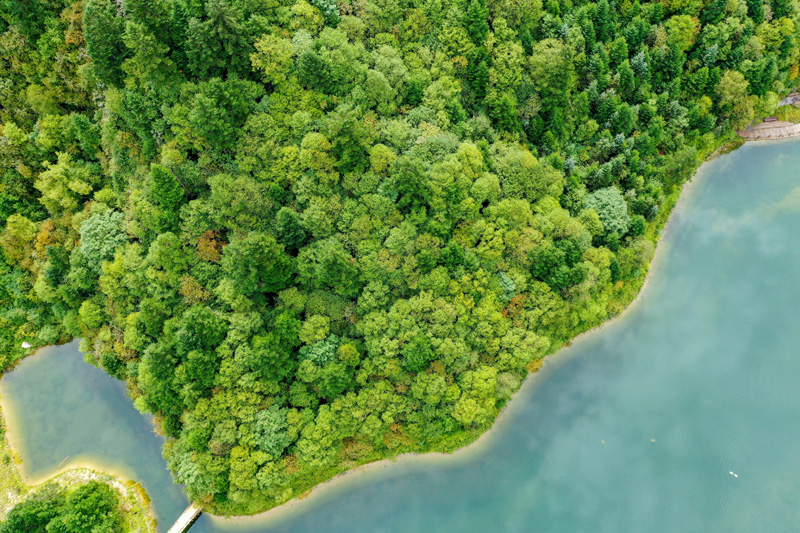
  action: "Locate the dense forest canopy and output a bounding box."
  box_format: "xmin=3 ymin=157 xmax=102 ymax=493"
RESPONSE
xmin=0 ymin=0 xmax=796 ymax=514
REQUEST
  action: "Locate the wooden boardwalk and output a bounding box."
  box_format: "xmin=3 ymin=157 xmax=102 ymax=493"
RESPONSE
xmin=167 ymin=504 xmax=202 ymax=533
xmin=738 ymin=120 xmax=800 ymax=141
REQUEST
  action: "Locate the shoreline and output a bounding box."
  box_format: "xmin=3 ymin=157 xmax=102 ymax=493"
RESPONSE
xmin=202 ymin=136 xmax=755 ymax=529
xmin=0 ymin=135 xmax=788 ymax=531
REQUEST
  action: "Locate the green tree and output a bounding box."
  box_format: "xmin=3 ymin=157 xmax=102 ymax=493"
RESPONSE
xmin=166 ymin=78 xmax=264 ymax=156
xmin=465 ymin=0 xmax=490 ymax=44
xmin=83 ymin=0 xmax=128 ymax=87
xmin=0 ymin=214 xmax=37 ymax=267
xmin=595 ymin=0 xmax=614 ymax=42
xmin=254 ymin=406 xmax=292 ymax=457
xmin=184 ymin=1 xmax=251 ymax=79
xmin=79 ymin=210 xmax=128 ymax=273
xmin=150 ymin=164 xmax=186 ymax=230
xmin=35 ymin=153 xmax=98 ymax=216
xmin=56 ymin=481 xmax=121 ymax=533
xmin=298 ymin=237 xmax=360 ymax=297
xmin=251 ymin=35 xmax=295 ymax=87
xmin=221 ymin=233 xmax=295 ymax=300
xmin=402 ymin=334 xmax=436 ymax=372
xmin=276 ymin=207 xmax=308 ymax=253
xmin=586 ymin=187 xmax=631 ymax=236
xmin=716 ymin=70 xmax=754 ymax=128
xmin=0 ymin=487 xmax=64 ymax=533
xmin=0 ymin=482 xmax=121 ymax=533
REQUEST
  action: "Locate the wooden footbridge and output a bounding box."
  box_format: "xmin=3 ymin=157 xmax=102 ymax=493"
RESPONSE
xmin=166 ymin=503 xmax=202 ymax=533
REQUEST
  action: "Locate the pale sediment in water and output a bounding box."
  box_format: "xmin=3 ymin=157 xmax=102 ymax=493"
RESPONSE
xmin=243 ymin=137 xmax=800 ymax=532
xmin=0 ymin=342 xmax=186 ymax=530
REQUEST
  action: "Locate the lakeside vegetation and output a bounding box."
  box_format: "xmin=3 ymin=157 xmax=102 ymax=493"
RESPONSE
xmin=0 ymin=404 xmax=154 ymax=531
xmin=0 ymin=0 xmax=797 ymax=516
xmin=2 ymin=482 xmax=131 ymax=533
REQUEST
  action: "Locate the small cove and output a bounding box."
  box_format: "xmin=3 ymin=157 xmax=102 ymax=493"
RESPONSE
xmin=0 ymin=341 xmax=189 ymax=530
xmin=3 ymin=139 xmax=800 ymax=532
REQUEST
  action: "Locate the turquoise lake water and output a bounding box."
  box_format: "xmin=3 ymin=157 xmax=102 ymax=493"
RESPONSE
xmin=4 ymin=138 xmax=800 ymax=532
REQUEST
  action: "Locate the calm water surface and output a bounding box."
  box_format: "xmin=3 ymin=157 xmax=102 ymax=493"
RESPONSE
xmin=5 ymin=139 xmax=800 ymax=532
xmin=0 ymin=341 xmax=190 ymax=530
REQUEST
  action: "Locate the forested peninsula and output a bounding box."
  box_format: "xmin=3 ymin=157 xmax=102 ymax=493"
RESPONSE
xmin=0 ymin=0 xmax=796 ymax=516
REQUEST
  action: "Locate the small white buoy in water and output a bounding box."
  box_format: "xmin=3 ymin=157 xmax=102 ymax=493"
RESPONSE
xmin=21 ymin=341 xmax=31 ymax=349
xmin=729 ymin=471 xmax=738 ymax=478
